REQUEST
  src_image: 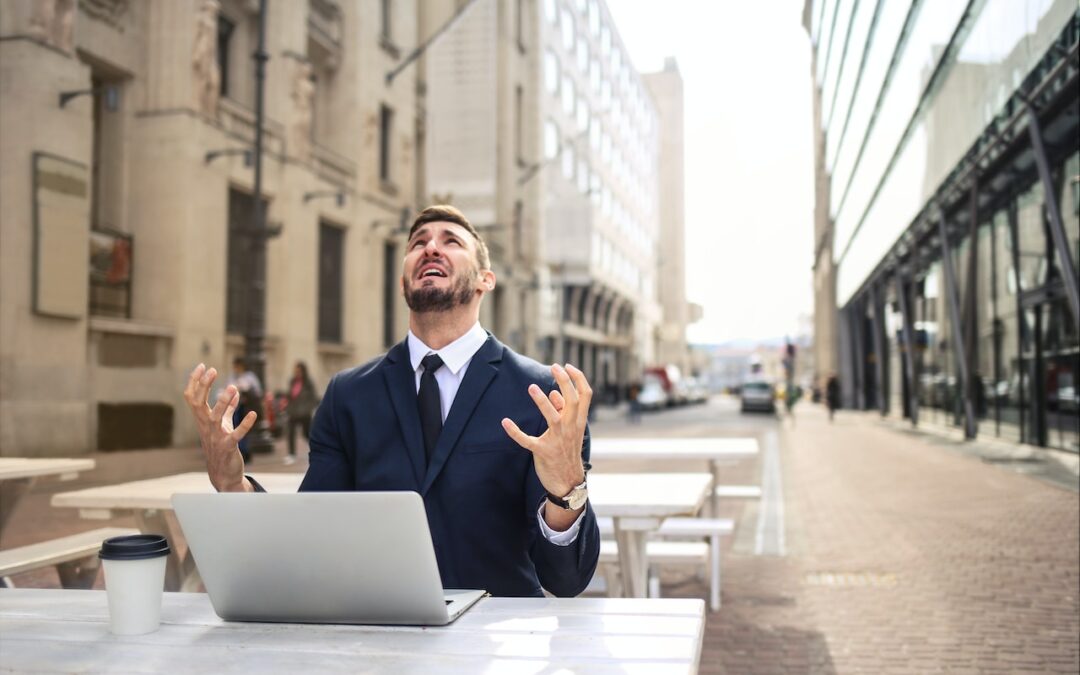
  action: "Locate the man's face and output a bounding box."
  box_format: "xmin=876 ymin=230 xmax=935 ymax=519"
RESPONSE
xmin=401 ymin=221 xmax=491 ymax=313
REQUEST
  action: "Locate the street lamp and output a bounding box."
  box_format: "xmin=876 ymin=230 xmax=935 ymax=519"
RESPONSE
xmin=240 ymin=0 xmax=275 ymax=455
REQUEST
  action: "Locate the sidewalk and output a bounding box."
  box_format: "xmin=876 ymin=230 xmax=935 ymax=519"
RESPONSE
xmin=690 ymin=404 xmax=1078 ymax=674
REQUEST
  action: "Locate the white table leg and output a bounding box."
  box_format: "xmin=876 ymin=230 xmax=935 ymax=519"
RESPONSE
xmin=613 ymin=517 xmax=660 ymax=598
xmin=710 ymin=461 xmax=721 ymax=516
xmin=134 ymin=509 xmax=200 ymax=592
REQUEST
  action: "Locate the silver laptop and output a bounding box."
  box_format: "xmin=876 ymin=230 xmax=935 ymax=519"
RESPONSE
xmin=172 ymin=492 xmax=485 ymax=626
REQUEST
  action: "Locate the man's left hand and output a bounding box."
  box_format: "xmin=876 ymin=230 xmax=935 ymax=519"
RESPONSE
xmin=501 ymin=363 xmax=591 ymax=498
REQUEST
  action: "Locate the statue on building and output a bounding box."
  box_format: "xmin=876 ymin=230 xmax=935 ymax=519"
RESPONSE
xmin=291 ymin=60 xmax=315 ymax=159
xmin=192 ymin=0 xmax=221 ymax=118
xmin=29 ymin=0 xmax=76 ymax=53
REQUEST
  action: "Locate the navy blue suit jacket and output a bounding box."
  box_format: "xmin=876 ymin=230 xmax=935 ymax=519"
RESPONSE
xmin=296 ymin=334 xmax=600 ymax=597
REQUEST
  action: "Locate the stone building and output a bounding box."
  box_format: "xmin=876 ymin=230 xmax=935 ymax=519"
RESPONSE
xmin=0 ymin=0 xmax=691 ymax=456
xmin=0 ymin=0 xmax=420 ymax=454
xmin=644 ymin=57 xmax=695 ymax=375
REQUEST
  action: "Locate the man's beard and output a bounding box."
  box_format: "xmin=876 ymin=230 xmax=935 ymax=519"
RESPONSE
xmin=404 ymin=268 xmax=477 ymax=313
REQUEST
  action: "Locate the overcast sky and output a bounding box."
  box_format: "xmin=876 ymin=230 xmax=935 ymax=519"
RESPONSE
xmin=605 ymin=0 xmax=816 ymax=345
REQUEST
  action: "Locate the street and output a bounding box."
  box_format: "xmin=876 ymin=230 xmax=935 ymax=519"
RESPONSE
xmin=4 ymin=396 xmax=1079 ymax=673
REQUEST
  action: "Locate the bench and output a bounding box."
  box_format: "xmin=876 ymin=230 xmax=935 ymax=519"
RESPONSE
xmin=714 ymin=485 xmax=762 ymax=499
xmin=596 ymin=516 xmax=734 ymax=610
xmin=0 ymin=527 xmax=139 ymax=589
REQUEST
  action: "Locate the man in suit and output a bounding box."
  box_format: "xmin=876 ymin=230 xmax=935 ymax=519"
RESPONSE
xmin=184 ymin=205 xmax=600 ymax=597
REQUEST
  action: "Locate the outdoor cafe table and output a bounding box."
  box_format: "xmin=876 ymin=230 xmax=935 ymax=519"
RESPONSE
xmin=0 ymin=457 xmax=96 ymax=535
xmin=0 ymin=589 xmax=706 ymax=673
xmin=51 ymin=471 xmax=713 ymax=599
xmin=586 ymin=472 xmax=714 ymax=599
xmin=51 ymin=472 xmax=304 ymax=591
xmin=589 ymin=437 xmax=758 ymax=515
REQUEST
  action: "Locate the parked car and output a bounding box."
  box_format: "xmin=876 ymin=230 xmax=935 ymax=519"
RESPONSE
xmin=740 ymin=380 xmax=776 ymax=414
xmin=684 ymin=376 xmax=709 ymax=404
xmin=637 ymin=373 xmax=669 ymax=410
xmin=644 ymin=365 xmax=687 ymax=406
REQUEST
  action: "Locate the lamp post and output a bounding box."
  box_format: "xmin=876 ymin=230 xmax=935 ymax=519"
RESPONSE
xmin=242 ymin=0 xmax=275 ymax=455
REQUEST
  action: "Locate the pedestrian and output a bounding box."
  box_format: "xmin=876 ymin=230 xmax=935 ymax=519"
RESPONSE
xmin=184 ymin=205 xmax=600 ymax=598
xmin=284 ymin=361 xmax=319 ymax=465
xmin=826 ymin=374 xmax=840 ymax=422
xmin=224 ymin=356 xmax=262 ymax=464
xmin=785 ymin=381 xmax=801 ymax=426
xmin=627 ymin=382 xmax=642 ymax=424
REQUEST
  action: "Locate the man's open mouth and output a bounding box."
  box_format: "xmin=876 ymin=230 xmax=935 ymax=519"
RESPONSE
xmin=418 ymin=264 xmax=448 ymax=279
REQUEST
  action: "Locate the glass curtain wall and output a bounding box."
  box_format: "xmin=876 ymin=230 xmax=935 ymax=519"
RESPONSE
xmin=868 ymin=161 xmax=1078 ymax=451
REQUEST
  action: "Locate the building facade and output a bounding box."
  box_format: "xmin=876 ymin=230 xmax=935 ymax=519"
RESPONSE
xmin=644 ymin=58 xmax=694 ymax=375
xmin=0 ymin=0 xmax=420 ymax=455
xmin=805 ymin=0 xmax=1079 ymax=453
xmin=425 ymin=0 xmax=674 ymax=402
xmin=0 ymin=0 xmax=689 ymax=456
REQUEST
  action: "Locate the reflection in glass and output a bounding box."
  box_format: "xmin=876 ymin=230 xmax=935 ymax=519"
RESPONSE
xmin=1016 ymin=181 xmax=1047 ymax=291
xmin=994 ymin=209 xmax=1023 ymax=442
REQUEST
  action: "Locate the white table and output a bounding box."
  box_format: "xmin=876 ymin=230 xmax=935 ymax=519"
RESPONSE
xmin=587 ymin=472 xmax=714 ymax=599
xmin=590 ymin=437 xmax=758 ymax=514
xmin=0 ymin=457 xmax=96 ymax=535
xmin=0 ymin=589 xmax=706 ymax=674
xmin=51 ymin=472 xmax=303 ymax=591
xmin=51 ymin=471 xmax=711 ymax=600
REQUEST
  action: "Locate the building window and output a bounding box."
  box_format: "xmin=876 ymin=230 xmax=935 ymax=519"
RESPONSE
xmin=561 ymin=9 xmax=574 ymax=50
xmin=516 ymin=0 xmax=528 ymax=51
xmin=384 ymin=240 xmax=397 ymax=348
xmin=562 ymin=75 xmax=575 ymax=116
xmin=379 ymin=104 xmax=394 ymax=184
xmin=318 ymin=222 xmax=345 ymax=343
xmin=226 ymin=188 xmax=259 ymax=334
xmin=576 ymin=97 xmax=589 ymax=131
xmin=515 ymin=84 xmax=525 ymax=164
xmin=562 ymin=143 xmax=575 ymax=181
xmin=576 ymin=36 xmax=588 ymax=72
xmin=89 ymin=229 xmax=133 ymax=319
xmin=381 ymin=0 xmax=392 ymax=42
xmin=217 ymin=14 xmax=235 ymax=97
xmin=544 ymin=50 xmax=559 ymax=93
xmin=544 ymin=0 xmax=557 ymax=24
xmin=544 ymin=120 xmax=560 ymax=159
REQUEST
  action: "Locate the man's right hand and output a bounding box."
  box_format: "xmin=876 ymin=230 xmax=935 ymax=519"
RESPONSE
xmin=183 ymin=363 xmax=257 ymax=493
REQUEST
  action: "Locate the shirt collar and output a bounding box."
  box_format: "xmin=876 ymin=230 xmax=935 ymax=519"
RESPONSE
xmin=407 ymin=322 xmax=488 ymax=375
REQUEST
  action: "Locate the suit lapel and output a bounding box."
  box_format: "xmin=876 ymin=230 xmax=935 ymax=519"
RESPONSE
xmin=421 ymin=336 xmax=503 ymax=494
xmin=382 ymin=339 xmax=427 ymax=487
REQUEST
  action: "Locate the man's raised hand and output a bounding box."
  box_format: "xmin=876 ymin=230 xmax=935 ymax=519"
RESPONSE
xmin=182 ymin=363 xmax=256 ymax=492
xmin=501 ymin=363 xmax=592 ymax=499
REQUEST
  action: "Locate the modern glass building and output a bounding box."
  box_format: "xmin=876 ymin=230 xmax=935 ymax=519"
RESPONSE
xmin=805 ymin=1 xmax=1079 ymax=453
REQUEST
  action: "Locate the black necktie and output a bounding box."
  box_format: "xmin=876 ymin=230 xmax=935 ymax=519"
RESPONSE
xmin=418 ymin=354 xmax=445 ymax=466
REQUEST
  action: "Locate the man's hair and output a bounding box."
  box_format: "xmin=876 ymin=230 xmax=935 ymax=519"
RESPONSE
xmin=408 ymin=205 xmax=490 ymax=271
xmin=232 ymin=356 xmax=246 ymax=368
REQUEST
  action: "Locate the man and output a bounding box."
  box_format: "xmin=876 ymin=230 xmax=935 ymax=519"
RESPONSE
xmin=184 ymin=205 xmax=600 ymax=597
xmin=224 ymin=356 xmax=262 ymax=463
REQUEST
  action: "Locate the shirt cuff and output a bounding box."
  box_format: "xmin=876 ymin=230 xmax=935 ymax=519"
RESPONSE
xmin=536 ymin=500 xmax=584 ymax=546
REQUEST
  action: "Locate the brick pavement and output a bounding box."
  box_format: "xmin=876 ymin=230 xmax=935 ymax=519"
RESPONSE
xmin=632 ymin=402 xmax=1079 ymax=674
xmin=2 ymin=400 xmax=1078 ymax=673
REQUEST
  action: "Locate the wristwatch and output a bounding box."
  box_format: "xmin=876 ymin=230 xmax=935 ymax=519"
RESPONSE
xmin=546 ymin=477 xmax=589 ymax=511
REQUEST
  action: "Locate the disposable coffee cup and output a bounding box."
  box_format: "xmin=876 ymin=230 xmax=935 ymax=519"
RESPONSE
xmin=99 ymin=534 xmax=170 ymax=636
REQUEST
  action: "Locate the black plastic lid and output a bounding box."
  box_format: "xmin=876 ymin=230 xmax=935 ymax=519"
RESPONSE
xmin=98 ymin=534 xmax=170 ymax=561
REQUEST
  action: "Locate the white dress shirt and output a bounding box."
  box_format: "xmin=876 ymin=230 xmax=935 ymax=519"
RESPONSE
xmin=408 ymin=323 xmax=584 ymax=545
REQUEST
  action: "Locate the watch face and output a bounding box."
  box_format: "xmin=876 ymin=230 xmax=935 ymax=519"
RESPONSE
xmin=566 ymin=487 xmax=588 ymax=510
